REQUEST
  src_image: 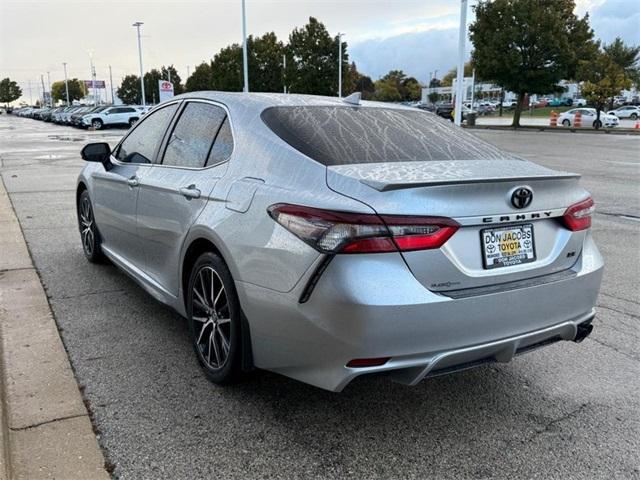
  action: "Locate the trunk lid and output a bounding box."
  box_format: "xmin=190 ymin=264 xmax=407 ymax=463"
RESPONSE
xmin=327 ymin=158 xmax=589 ymax=292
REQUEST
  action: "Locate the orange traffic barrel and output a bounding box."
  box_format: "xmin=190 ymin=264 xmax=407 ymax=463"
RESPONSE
xmin=549 ymin=111 xmax=558 ymax=127
xmin=574 ymin=110 xmax=582 ymax=128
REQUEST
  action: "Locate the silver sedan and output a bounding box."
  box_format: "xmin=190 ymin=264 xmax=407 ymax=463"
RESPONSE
xmin=76 ymin=92 xmax=603 ymax=391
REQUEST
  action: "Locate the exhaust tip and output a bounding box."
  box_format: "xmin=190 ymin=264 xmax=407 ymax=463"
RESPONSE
xmin=573 ymin=322 xmax=594 ymax=343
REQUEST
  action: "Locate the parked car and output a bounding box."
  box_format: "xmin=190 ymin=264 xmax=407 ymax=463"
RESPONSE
xmin=558 ymin=108 xmax=619 ymax=128
xmin=574 ymin=98 xmax=587 ymax=107
xmin=76 ymin=92 xmax=603 ymax=392
xmin=548 ymin=98 xmax=573 ymax=107
xmin=607 ymin=106 xmax=640 ymax=119
xmin=530 ymin=98 xmax=549 ymax=108
xmin=81 ymin=105 xmax=142 ymax=129
xmin=502 ymin=100 xmax=517 ymax=109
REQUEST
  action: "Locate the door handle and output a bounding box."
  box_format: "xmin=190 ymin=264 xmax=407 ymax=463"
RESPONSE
xmin=127 ymin=176 xmax=139 ymax=187
xmin=179 ymin=184 xmax=201 ymax=199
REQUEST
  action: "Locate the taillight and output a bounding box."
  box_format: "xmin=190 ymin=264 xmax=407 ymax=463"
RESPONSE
xmin=562 ymin=197 xmax=595 ymax=231
xmin=267 ymin=203 xmax=458 ymax=254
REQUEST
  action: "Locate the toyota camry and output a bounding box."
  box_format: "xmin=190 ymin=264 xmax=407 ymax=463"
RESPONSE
xmin=76 ymin=92 xmax=603 ymax=391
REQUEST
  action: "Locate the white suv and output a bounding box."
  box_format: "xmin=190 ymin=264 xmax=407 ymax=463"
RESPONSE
xmin=82 ymin=106 xmax=141 ymax=129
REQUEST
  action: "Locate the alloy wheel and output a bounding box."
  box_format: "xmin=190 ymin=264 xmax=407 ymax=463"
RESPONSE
xmin=79 ymin=196 xmax=95 ymax=255
xmin=191 ymin=266 xmax=231 ymax=370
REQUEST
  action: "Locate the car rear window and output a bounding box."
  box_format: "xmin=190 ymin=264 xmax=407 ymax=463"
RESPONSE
xmin=261 ymin=106 xmax=504 ymax=166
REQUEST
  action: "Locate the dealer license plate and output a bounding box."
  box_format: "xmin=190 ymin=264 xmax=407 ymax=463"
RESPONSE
xmin=481 ymin=224 xmax=536 ymax=270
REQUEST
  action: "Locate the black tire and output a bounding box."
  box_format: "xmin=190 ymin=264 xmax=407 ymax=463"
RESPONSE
xmin=630 ymin=113 xmax=638 ymax=120
xmin=562 ymin=119 xmax=571 ymax=127
xmin=187 ymin=252 xmax=242 ymax=385
xmin=593 ymin=120 xmax=602 ymax=129
xmin=77 ymin=190 xmax=105 ymax=263
xmin=91 ymin=118 xmax=103 ymax=130
xmin=128 ymin=117 xmax=138 ymax=128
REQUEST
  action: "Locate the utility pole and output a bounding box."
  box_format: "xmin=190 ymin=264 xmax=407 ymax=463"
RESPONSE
xmin=454 ymin=0 xmax=468 ymax=126
xmin=40 ymin=75 xmax=46 ymax=106
xmin=133 ymin=22 xmax=146 ymax=107
xmin=187 ymin=65 xmax=190 ymax=78
xmin=28 ymin=80 xmax=33 ymax=105
xmin=283 ymin=53 xmax=287 ymax=93
xmin=337 ymin=32 xmax=343 ymax=98
xmin=108 ymin=65 xmax=114 ymax=104
xmin=470 ymin=68 xmax=476 ymax=109
xmin=47 ymin=71 xmax=52 ymax=106
xmin=63 ymin=62 xmax=70 ymax=106
xmin=241 ymin=0 xmax=249 ymax=92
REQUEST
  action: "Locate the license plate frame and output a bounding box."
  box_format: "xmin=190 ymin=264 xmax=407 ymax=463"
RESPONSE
xmin=480 ymin=223 xmax=536 ymax=270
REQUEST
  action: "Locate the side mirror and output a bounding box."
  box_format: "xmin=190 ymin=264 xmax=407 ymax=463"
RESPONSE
xmin=81 ymin=142 xmax=112 ymax=170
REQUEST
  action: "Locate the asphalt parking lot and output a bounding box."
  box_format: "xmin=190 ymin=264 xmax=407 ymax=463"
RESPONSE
xmin=0 ymin=116 xmax=638 ymax=480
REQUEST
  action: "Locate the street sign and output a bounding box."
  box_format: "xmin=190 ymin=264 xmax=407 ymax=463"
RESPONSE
xmin=83 ymin=80 xmax=106 ymax=89
xmin=159 ymin=80 xmax=174 ymax=103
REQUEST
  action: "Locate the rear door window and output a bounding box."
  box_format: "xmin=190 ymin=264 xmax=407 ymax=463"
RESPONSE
xmin=161 ymin=102 xmax=226 ymax=169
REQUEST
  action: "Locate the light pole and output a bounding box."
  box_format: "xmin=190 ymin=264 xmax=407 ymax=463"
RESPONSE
xmin=133 ymin=22 xmax=146 ymax=106
xmin=241 ymin=0 xmax=249 ymax=92
xmin=28 ymin=80 xmax=33 ymax=105
xmin=40 ymin=75 xmax=46 ymax=106
xmin=282 ymin=53 xmax=287 ymax=94
xmin=108 ymin=65 xmax=114 ymax=104
xmin=337 ymin=32 xmax=343 ymax=98
xmin=454 ymin=0 xmax=468 ymax=126
xmin=63 ymin=62 xmax=70 ymax=106
xmin=47 ymin=71 xmax=52 ymax=106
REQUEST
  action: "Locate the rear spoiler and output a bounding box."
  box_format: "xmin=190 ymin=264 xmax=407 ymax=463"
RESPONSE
xmin=328 ymin=159 xmax=581 ymax=192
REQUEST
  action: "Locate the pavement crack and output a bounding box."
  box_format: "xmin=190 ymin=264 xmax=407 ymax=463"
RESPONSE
xmin=54 ymin=288 xmax=125 ymax=300
xmin=588 ymin=337 xmax=640 ymax=363
xmin=9 ymin=413 xmax=88 ymax=432
xmin=597 ymin=304 xmax=640 ymax=322
xmin=600 ymin=292 xmax=640 ymax=307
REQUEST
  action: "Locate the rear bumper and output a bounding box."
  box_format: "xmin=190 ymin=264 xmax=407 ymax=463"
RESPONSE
xmin=236 ymin=234 xmax=603 ymax=392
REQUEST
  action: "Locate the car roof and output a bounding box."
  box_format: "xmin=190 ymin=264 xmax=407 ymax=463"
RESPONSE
xmin=172 ymin=91 xmax=416 ymax=116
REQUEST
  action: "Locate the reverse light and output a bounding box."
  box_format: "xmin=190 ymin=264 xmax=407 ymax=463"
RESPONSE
xmin=267 ymin=203 xmax=459 ymax=254
xmin=563 ymin=197 xmax=595 ymax=231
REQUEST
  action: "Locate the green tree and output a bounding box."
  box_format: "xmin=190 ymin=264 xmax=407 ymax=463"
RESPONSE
xmin=428 ymin=91 xmax=440 ymax=104
xmin=248 ymin=32 xmax=285 ymax=92
xmin=376 ymin=70 xmax=421 ymax=102
xmin=441 ymin=62 xmax=473 ymax=87
xmin=354 ymin=73 xmax=375 ymax=99
xmin=580 ymin=51 xmax=632 ymax=128
xmin=211 ymin=44 xmax=244 ymax=91
xmin=143 ymin=69 xmax=163 ymax=103
xmin=372 ymin=78 xmax=402 ymax=102
xmin=117 ymin=74 xmax=141 ymax=104
xmin=429 ymin=78 xmax=442 ymax=88
xmin=0 ymin=77 xmax=22 ymax=105
xmin=51 ymin=78 xmax=84 ymax=104
xmin=286 ymin=17 xmax=348 ymax=95
xmin=185 ymin=62 xmax=214 ymax=91
xmin=603 ymin=37 xmax=640 ymax=85
xmin=470 ymin=0 xmax=596 ymax=127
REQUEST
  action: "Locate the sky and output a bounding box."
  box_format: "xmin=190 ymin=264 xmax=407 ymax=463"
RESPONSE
xmin=1 ymin=0 xmax=638 ymax=104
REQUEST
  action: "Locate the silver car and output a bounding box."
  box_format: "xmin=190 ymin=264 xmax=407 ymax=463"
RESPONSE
xmin=76 ymin=92 xmax=603 ymax=392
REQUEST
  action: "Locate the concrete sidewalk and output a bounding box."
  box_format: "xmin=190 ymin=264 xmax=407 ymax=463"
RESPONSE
xmin=0 ymin=178 xmax=109 ymax=479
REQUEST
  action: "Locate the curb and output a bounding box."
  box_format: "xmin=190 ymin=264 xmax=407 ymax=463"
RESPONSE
xmin=0 ymin=176 xmax=110 ymax=479
xmin=464 ymin=124 xmax=640 ymax=135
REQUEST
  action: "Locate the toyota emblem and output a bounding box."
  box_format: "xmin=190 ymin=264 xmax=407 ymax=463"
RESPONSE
xmin=511 ymin=187 xmax=533 ymax=209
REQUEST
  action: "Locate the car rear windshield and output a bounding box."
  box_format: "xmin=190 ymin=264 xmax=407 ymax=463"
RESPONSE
xmin=261 ymin=106 xmax=504 ymax=166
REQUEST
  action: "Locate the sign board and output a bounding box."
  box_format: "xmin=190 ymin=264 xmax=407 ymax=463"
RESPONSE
xmin=84 ymin=80 xmax=106 ymax=89
xmin=159 ymin=80 xmax=174 ymax=103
